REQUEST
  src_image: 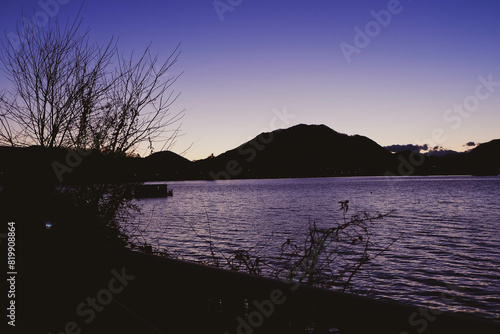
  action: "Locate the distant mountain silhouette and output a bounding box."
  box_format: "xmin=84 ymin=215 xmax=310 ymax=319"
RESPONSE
xmin=393 ymin=139 xmax=500 ymax=176
xmin=423 ymin=149 xmax=459 ymax=157
xmin=466 ymin=138 xmax=500 ymax=159
xmin=134 ymin=151 xmax=193 ymax=180
xmin=0 ymin=147 xmax=194 ymax=184
xmin=0 ymin=125 xmax=498 ymax=184
xmin=194 ymin=124 xmax=398 ymax=179
xmin=439 ymin=139 xmax=499 ymax=175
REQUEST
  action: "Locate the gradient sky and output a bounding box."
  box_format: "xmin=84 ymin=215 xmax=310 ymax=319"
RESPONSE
xmin=1 ymin=0 xmax=500 ymax=160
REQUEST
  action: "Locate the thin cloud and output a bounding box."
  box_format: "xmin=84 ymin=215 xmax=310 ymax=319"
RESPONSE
xmin=384 ymin=144 xmax=429 ymax=153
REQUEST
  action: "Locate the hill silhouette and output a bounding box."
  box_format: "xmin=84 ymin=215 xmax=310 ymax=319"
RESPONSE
xmin=195 ymin=124 xmax=398 ymax=179
xmin=404 ymin=138 xmax=500 ymax=176
xmin=0 ymin=125 xmax=498 ymax=184
xmin=133 ymin=150 xmax=193 ymax=180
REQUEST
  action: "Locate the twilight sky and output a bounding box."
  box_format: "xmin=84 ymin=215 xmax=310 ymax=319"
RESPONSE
xmin=1 ymin=0 xmax=500 ymax=160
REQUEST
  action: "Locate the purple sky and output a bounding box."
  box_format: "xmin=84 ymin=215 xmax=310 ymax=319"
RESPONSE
xmin=2 ymin=0 xmax=500 ymax=160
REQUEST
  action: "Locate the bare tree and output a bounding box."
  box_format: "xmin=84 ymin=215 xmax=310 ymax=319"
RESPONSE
xmin=0 ymin=13 xmax=184 ymax=247
xmin=1 ymin=18 xmax=110 ymax=148
xmin=87 ymin=44 xmax=183 ymax=155
xmin=0 ymin=14 xmax=183 ymax=156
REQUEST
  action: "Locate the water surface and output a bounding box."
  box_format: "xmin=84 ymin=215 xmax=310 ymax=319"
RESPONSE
xmin=124 ymin=176 xmax=500 ymax=322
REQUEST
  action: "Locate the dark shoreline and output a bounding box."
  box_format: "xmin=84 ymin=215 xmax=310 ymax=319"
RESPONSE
xmin=15 ymin=238 xmax=500 ymax=333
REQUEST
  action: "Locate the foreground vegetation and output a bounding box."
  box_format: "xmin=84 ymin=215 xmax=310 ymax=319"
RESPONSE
xmin=0 ymin=13 xmax=182 ymax=249
xmin=126 ymin=201 xmax=398 ymax=293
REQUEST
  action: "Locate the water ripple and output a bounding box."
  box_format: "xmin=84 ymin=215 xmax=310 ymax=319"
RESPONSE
xmin=123 ymin=176 xmax=500 ymax=322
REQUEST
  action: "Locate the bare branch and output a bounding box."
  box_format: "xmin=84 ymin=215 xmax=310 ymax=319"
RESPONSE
xmin=0 ymin=14 xmax=183 ymax=156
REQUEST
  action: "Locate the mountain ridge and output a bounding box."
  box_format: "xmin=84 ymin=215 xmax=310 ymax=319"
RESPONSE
xmin=0 ymin=124 xmax=498 ymax=184
xmin=195 ymin=123 xmax=398 ymax=179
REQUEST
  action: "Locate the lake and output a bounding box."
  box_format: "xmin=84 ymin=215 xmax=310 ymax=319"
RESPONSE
xmin=124 ymin=176 xmax=500 ymax=322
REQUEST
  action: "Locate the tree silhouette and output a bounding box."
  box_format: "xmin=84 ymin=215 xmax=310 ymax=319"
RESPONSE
xmin=0 ymin=13 xmax=183 ymax=247
xmin=0 ymin=15 xmax=183 ymax=154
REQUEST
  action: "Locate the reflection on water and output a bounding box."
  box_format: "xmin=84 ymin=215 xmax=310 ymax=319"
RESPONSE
xmin=123 ymin=176 xmax=500 ymax=322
